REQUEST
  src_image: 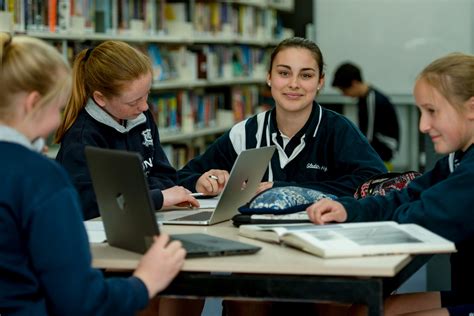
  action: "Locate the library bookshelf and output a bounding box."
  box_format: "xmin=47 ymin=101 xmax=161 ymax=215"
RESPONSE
xmin=2 ymin=0 xmax=294 ymax=167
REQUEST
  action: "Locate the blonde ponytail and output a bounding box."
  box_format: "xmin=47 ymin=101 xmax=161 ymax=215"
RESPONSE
xmin=54 ymin=40 xmax=152 ymax=143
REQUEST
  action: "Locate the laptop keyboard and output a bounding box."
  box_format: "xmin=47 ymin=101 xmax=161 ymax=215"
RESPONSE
xmin=174 ymin=211 xmax=213 ymax=221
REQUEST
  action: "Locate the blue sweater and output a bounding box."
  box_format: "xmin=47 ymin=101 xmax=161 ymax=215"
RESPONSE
xmin=0 ymin=141 xmax=148 ymax=315
xmin=339 ymin=145 xmax=474 ymax=295
xmin=56 ymin=100 xmax=176 ymax=220
xmin=178 ymin=103 xmax=387 ymax=196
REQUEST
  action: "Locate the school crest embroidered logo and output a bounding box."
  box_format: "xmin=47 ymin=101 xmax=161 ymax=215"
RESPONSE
xmin=141 ymin=129 xmax=153 ymax=147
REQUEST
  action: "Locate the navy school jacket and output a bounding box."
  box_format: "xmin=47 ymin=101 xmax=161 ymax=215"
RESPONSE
xmin=0 ymin=141 xmax=148 ymax=315
xmin=56 ymin=100 xmax=176 ymax=220
xmin=178 ymin=102 xmax=387 ymax=196
xmin=339 ymin=145 xmax=474 ymax=297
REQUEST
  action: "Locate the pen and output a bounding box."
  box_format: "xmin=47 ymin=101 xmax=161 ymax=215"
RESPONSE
xmin=190 ymin=192 xmax=204 ymax=197
xmin=208 ymin=175 xmax=219 ymax=180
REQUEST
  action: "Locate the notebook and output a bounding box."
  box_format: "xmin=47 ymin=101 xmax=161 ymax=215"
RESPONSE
xmin=85 ymin=146 xmax=261 ymax=258
xmin=158 ymin=146 xmax=276 ymax=225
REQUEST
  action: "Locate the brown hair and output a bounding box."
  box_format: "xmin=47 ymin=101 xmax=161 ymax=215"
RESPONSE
xmin=54 ymin=40 xmax=152 ymax=143
xmin=0 ymin=33 xmax=71 ymax=122
xmin=418 ymin=53 xmax=474 ymax=110
xmin=268 ymin=37 xmax=325 ymax=77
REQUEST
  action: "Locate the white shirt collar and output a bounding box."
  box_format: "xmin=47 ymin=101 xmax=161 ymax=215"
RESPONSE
xmin=0 ymin=125 xmax=44 ymax=152
xmin=85 ymin=98 xmax=146 ymax=133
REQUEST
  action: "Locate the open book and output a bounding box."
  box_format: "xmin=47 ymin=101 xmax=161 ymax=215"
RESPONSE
xmin=238 ymin=221 xmax=456 ymax=258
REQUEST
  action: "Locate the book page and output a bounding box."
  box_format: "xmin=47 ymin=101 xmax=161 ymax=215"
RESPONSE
xmin=305 ymin=225 xmax=421 ymax=246
xmin=255 ymin=223 xmax=334 ymax=235
xmin=281 ymin=222 xmax=456 ymax=258
xmin=239 ymin=223 xmax=340 ymax=243
xmin=84 ymin=221 xmax=106 ymax=243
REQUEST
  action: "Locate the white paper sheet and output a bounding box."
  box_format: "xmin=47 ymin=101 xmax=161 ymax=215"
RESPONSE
xmin=84 ymin=221 xmax=106 ymax=243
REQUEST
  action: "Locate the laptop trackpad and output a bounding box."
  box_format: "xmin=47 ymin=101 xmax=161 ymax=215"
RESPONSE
xmin=173 ymin=211 xmax=213 ymax=221
xmin=157 ymin=210 xmax=214 ymax=222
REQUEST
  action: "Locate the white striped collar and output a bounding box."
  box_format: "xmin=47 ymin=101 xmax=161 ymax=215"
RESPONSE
xmin=85 ymin=99 xmax=146 ymax=133
xmin=0 ymin=125 xmax=44 ymax=152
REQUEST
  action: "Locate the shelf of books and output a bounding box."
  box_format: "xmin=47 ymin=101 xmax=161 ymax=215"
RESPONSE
xmin=2 ymin=0 xmax=292 ymax=165
xmin=3 ymin=0 xmax=294 ymax=39
xmin=152 ymin=84 xmax=267 ymax=167
xmin=153 ymin=77 xmax=265 ymax=90
xmin=25 ymin=31 xmax=284 ymax=46
xmin=160 ymin=124 xmax=231 ymax=168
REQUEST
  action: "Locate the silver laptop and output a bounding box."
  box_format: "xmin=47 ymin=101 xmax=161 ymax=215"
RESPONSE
xmin=85 ymin=146 xmax=261 ymax=257
xmin=158 ymin=146 xmax=276 ymax=225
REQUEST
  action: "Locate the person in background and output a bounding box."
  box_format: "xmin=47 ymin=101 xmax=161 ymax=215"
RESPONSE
xmin=178 ymin=37 xmax=386 ymax=198
xmin=0 ymin=33 xmax=186 ymax=316
xmin=55 ymin=40 xmax=199 ymax=220
xmin=332 ymin=62 xmax=400 ymax=170
xmin=307 ymin=53 xmax=474 ymax=316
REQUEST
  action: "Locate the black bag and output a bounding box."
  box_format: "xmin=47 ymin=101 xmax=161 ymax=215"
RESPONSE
xmin=231 ymin=213 xmax=310 ymax=227
xmin=354 ymin=171 xmax=422 ymax=199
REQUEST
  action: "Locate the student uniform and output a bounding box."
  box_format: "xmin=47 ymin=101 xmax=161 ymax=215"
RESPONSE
xmin=56 ymin=99 xmax=177 ymax=220
xmin=337 ymin=145 xmax=474 ymax=311
xmin=0 ymin=127 xmax=148 ymax=316
xmin=178 ymin=102 xmax=387 ymax=197
xmin=358 ymin=87 xmax=400 ymax=162
xmin=446 ymin=304 xmax=474 ymax=316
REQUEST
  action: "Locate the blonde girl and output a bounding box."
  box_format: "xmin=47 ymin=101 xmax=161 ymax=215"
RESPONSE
xmin=0 ymin=33 xmax=185 ymax=316
xmin=307 ymin=53 xmax=474 ymax=316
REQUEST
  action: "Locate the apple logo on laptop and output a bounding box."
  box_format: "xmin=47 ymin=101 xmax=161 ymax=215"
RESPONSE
xmin=116 ymin=193 xmax=126 ymax=211
xmin=240 ymin=179 xmax=248 ymax=191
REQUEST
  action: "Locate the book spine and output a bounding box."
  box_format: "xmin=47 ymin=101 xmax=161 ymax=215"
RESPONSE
xmin=48 ymin=0 xmax=57 ymax=33
xmin=110 ymin=0 xmax=117 ymax=33
xmin=145 ymin=0 xmax=154 ymax=34
xmin=57 ymin=0 xmax=70 ymax=32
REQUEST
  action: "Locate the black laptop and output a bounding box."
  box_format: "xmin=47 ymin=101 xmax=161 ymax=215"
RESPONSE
xmin=84 ymin=146 xmax=261 ymax=258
